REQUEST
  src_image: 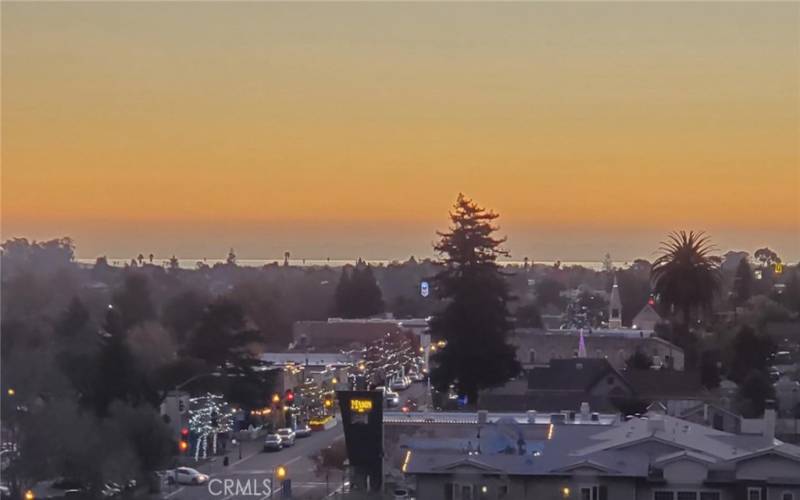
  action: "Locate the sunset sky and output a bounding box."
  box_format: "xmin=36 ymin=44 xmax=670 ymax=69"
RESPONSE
xmin=2 ymin=2 xmax=798 ymax=263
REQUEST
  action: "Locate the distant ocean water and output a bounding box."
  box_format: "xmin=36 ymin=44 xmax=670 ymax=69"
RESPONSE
xmin=76 ymin=258 xmax=609 ymax=271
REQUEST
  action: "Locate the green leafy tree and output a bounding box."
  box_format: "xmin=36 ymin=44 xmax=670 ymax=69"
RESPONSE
xmin=651 ymin=231 xmax=721 ymax=325
xmin=429 ymin=194 xmax=520 ymax=404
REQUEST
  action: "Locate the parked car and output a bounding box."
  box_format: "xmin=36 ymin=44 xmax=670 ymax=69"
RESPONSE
xmin=263 ymin=434 xmax=283 ymax=451
xmin=295 ymin=425 xmax=312 ymax=438
xmin=385 ymin=390 xmax=400 ymax=407
xmin=174 ymin=467 xmax=208 ymax=485
xmin=390 ymin=378 xmax=410 ymax=391
xmin=276 ymin=428 xmax=296 ymax=447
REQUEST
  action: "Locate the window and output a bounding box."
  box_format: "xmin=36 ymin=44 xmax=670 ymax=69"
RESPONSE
xmin=498 ymin=485 xmax=508 ymax=499
xmin=654 ymin=492 xmax=674 ymax=500
xmin=712 ymin=414 xmax=724 ymax=431
xmin=677 ymin=493 xmax=697 ymax=500
xmin=782 ymin=493 xmax=795 ymax=500
xmin=580 ymin=486 xmax=607 ymax=500
xmin=700 ymin=493 xmax=720 ymax=500
xmin=461 ymin=484 xmax=473 ymax=500
xmin=748 ymin=488 xmax=762 ymax=500
xmin=611 ymin=308 xmax=620 ymax=318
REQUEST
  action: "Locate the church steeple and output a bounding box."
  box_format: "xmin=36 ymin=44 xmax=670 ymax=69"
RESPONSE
xmin=608 ymin=275 xmax=622 ymax=328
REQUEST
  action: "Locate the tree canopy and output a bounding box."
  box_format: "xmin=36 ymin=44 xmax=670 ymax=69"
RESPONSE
xmin=651 ymin=231 xmax=721 ymax=325
xmin=429 ymin=194 xmax=520 ymax=404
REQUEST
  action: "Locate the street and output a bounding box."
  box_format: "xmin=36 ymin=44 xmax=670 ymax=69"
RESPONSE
xmin=163 ymin=425 xmax=344 ymax=500
xmin=162 ymin=382 xmax=430 ymax=500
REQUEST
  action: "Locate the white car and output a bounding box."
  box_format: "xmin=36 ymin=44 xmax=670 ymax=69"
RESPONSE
xmin=390 ymin=378 xmax=409 ymax=391
xmin=276 ymin=428 xmax=296 ymax=447
xmin=174 ymin=467 xmax=208 ymax=485
xmin=263 ymin=434 xmax=283 ymax=451
xmin=385 ymin=390 xmax=400 ymax=407
xmin=295 ymin=425 xmax=312 ymax=438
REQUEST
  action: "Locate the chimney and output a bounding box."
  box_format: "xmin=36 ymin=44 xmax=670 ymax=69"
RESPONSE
xmin=647 ymin=415 xmax=666 ymax=433
xmin=580 ymin=402 xmax=591 ymax=420
xmin=477 ymin=410 xmax=488 ymax=425
xmin=764 ymin=400 xmax=776 ymax=442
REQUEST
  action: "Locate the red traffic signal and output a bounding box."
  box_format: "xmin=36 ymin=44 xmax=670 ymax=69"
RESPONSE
xmin=285 ymin=390 xmax=294 ymax=403
xmin=180 ymin=427 xmax=190 ymax=438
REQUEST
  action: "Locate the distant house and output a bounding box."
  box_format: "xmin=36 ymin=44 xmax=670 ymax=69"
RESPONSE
xmin=480 ymin=358 xmax=634 ymax=413
xmin=481 ymin=361 xmax=710 ymax=416
xmin=680 ymin=402 xmax=743 ymax=434
xmin=292 ymin=318 xmax=414 ymax=350
xmin=511 ymin=329 xmax=685 ymax=371
xmin=632 ymin=303 xmax=663 ymax=331
xmin=626 ymin=369 xmax=710 ymax=415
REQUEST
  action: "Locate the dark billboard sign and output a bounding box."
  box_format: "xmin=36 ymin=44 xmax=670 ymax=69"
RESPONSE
xmin=336 ymin=390 xmax=383 ymax=491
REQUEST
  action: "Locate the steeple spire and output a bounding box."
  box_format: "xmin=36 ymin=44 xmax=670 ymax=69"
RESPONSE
xmin=608 ymin=274 xmax=622 ymax=328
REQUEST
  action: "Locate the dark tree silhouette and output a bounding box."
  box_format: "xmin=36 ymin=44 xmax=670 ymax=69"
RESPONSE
xmin=515 ymin=302 xmax=543 ymax=328
xmin=111 ymin=273 xmax=156 ymax=331
xmin=651 ymin=231 xmax=721 ymax=325
xmin=534 ymin=278 xmax=565 ymax=309
xmin=625 ymin=348 xmax=653 ymax=370
xmin=162 ymin=290 xmax=208 ymax=344
xmin=733 ymin=258 xmax=754 ymax=306
xmin=754 ymin=247 xmax=781 ymax=269
xmin=187 ymin=298 xmax=261 ymax=372
xmin=332 ymin=265 xmax=384 ymax=318
xmin=429 ymin=194 xmax=520 ymax=404
xmin=737 ymin=369 xmax=776 ymax=418
xmin=727 ymin=325 xmax=774 ymax=384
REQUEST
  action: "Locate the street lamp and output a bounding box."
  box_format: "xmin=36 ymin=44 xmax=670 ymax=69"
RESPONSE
xmin=7 ymin=388 xmax=15 ymax=397
xmin=272 ymin=393 xmax=281 ymax=404
xmin=231 ymin=438 xmax=242 ymax=460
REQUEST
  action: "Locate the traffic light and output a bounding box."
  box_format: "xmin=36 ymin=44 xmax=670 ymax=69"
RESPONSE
xmin=285 ymin=389 xmax=294 ymax=404
xmin=178 ymin=397 xmax=186 ymax=414
xmin=179 ymin=427 xmax=190 ymax=453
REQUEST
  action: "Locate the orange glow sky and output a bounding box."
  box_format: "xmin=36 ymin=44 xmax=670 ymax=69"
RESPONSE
xmin=2 ymin=2 xmax=798 ymax=262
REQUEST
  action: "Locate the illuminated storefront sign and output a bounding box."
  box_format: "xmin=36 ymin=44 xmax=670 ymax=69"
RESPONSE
xmin=350 ymin=399 xmax=373 ymax=413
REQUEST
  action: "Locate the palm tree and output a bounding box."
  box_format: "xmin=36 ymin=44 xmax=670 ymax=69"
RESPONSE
xmin=651 ymin=231 xmax=721 ymax=326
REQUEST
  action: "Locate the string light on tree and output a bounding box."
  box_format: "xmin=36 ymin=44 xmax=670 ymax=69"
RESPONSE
xmin=188 ymin=393 xmax=234 ymax=461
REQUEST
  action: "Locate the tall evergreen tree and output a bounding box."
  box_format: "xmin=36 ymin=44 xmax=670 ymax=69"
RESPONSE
xmin=429 ymin=194 xmax=520 ymax=404
xmin=351 ymin=264 xmax=384 ymax=316
xmin=332 ymin=265 xmax=384 ymax=318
